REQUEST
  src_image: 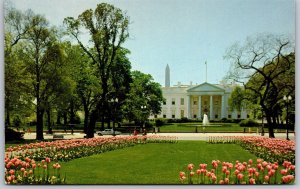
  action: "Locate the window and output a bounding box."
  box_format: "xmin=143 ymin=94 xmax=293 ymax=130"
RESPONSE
xmin=247 ymin=114 xmax=250 ymax=118
xmin=215 ymin=114 xmax=218 ymax=119
xmin=238 ymin=115 xmax=241 ymax=119
xmin=172 ymin=115 xmax=175 ymax=118
xmin=181 ymin=110 xmax=184 ymax=118
xmin=180 ymin=98 xmax=184 ymax=105
xmin=172 ymin=98 xmax=175 ymax=105
xmin=228 ymin=115 xmax=232 ymax=118
xmin=163 ymin=115 xmax=166 ymax=118
xmin=163 ymin=101 xmax=166 ymax=105
xmin=154 ymin=115 xmax=157 ymax=118
xmin=193 ymin=101 xmax=197 ymax=105
xmin=215 ymin=101 xmax=219 ymax=105
xmin=193 ymin=115 xmax=197 ymax=118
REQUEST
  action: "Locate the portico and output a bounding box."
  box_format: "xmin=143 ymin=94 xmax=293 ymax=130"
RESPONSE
xmin=186 ymin=82 xmax=227 ymax=120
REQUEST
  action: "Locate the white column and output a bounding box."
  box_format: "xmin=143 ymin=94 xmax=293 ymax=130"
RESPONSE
xmin=198 ymin=96 xmax=202 ymax=119
xmin=221 ymin=95 xmax=225 ymax=118
xmin=210 ymin=95 xmax=213 ymax=120
xmin=187 ymin=95 xmax=191 ymax=118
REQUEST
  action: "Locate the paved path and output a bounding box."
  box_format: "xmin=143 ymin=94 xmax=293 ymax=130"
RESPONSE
xmin=23 ymin=132 xmax=295 ymax=141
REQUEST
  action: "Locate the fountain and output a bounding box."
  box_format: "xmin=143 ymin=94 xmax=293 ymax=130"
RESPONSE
xmin=203 ymin=114 xmax=209 ymax=126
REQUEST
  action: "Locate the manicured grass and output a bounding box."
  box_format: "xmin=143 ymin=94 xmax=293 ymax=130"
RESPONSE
xmin=159 ymin=123 xmax=248 ymax=132
xmin=60 ymin=141 xmax=257 ymax=184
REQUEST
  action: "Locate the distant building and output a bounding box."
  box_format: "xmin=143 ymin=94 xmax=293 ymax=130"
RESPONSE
xmin=150 ymin=65 xmax=249 ymax=120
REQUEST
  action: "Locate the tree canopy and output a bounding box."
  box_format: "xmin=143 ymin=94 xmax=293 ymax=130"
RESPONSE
xmin=225 ymin=34 xmax=295 ymax=138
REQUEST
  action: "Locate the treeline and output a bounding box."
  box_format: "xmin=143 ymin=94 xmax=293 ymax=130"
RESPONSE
xmin=5 ymin=3 xmax=164 ymax=139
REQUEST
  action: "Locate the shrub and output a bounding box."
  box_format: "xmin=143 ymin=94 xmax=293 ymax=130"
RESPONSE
xmin=5 ymin=128 xmax=24 ymax=142
xmin=155 ymin=118 xmax=166 ymax=126
xmin=239 ymin=119 xmax=259 ymax=127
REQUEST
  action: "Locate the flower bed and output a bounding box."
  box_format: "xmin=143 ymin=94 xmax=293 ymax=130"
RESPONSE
xmin=207 ymin=136 xmax=295 ymax=164
xmin=5 ymin=157 xmax=65 ymax=184
xmin=179 ymin=159 xmax=295 ymax=184
xmin=238 ymin=136 xmax=295 ymax=164
xmin=5 ymin=135 xmax=177 ymax=162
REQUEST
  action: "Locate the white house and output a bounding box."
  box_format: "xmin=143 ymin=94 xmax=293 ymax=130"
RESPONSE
xmin=150 ymin=65 xmax=249 ymax=120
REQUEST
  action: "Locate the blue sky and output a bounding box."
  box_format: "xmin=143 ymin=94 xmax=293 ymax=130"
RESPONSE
xmin=9 ymin=0 xmax=295 ymax=86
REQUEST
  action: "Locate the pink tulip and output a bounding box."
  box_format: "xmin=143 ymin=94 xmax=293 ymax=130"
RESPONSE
xmin=257 ymin=159 xmax=263 ymax=164
xmin=179 ymin=171 xmax=185 ymax=178
xmin=219 ymin=180 xmax=224 ymax=184
xmin=196 ymin=169 xmax=201 ymax=175
xmin=225 ymin=170 xmax=230 ymax=176
xmin=9 ymin=169 xmax=15 ymax=175
xmin=248 ymin=159 xmax=253 ymax=164
xmin=255 ymin=171 xmax=260 ymax=178
xmin=187 ymin=163 xmax=194 ymax=171
xmin=206 ymin=172 xmax=212 ymax=177
xmin=280 ymin=169 xmax=288 ymax=175
xmin=20 ymin=168 xmax=25 ymax=172
xmin=237 ymin=173 xmax=244 ymax=180
xmin=6 ymin=176 xmax=12 ymax=182
xmin=211 ymin=175 xmax=217 ymax=182
xmin=224 ymin=178 xmax=229 ymax=184
xmin=190 ymin=171 xmax=195 ymax=177
xmin=289 ymin=165 xmax=295 ymax=171
xmin=234 ymin=170 xmax=240 ymax=175
xmin=222 ymin=166 xmax=227 ymax=173
xmin=199 ymin=163 xmax=207 ymax=169
xmin=264 ymin=175 xmax=270 ymax=182
xmin=249 ymin=178 xmax=256 ymax=184
xmin=45 ymin=157 xmax=51 ymax=163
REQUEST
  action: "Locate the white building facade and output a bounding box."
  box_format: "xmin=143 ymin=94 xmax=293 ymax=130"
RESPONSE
xmin=150 ymin=65 xmax=249 ymax=120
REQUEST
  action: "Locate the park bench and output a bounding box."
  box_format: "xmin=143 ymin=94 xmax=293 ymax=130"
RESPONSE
xmin=53 ymin=134 xmax=64 ymax=140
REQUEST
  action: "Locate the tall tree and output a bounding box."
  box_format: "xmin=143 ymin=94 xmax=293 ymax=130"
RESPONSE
xmin=228 ymin=86 xmax=245 ymax=114
xmin=4 ymin=6 xmax=32 ymax=127
xmin=22 ymin=13 xmax=64 ymax=140
xmin=64 ymin=3 xmax=130 ymax=137
xmin=123 ymin=71 xmax=164 ymax=126
xmin=225 ymin=34 xmax=295 ymax=138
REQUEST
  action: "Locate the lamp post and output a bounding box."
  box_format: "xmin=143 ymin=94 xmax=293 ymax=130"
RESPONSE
xmin=110 ymin=98 xmax=118 ymax=136
xmin=283 ymin=95 xmax=292 ymax=140
xmin=141 ymin=105 xmax=147 ymax=131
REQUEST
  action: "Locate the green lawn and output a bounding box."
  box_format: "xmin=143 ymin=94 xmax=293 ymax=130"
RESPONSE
xmin=159 ymin=123 xmax=248 ymax=133
xmin=60 ymin=141 xmax=257 ymax=184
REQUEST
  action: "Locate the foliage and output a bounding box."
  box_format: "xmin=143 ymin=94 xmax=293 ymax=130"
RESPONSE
xmin=155 ymin=118 xmax=166 ymax=126
xmin=225 ymin=34 xmax=295 ymax=138
xmin=228 ymin=86 xmax=245 ymax=112
xmin=123 ymin=71 xmax=164 ymax=124
xmin=64 ymin=3 xmax=130 ymax=135
xmin=239 ymin=119 xmax=259 ymax=127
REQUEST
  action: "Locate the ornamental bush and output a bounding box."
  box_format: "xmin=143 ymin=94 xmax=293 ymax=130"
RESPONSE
xmin=239 ymin=119 xmax=259 ymax=127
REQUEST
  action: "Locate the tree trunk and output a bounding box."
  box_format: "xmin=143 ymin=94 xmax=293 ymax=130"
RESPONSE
xmin=56 ymin=111 xmax=61 ymax=125
xmin=266 ymin=112 xmax=275 ymax=138
xmin=63 ymin=111 xmax=68 ymax=131
xmin=101 ymin=77 xmax=108 ymax=131
xmin=87 ymin=109 xmax=97 ymax=138
xmin=36 ymin=106 xmax=44 ymax=140
xmin=69 ymin=100 xmax=75 ymax=124
xmin=46 ymin=109 xmax=52 ymax=134
xmin=83 ymin=104 xmax=89 ymax=134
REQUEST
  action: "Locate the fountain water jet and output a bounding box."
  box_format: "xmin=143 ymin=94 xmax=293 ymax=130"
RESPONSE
xmin=203 ymin=114 xmax=209 ymax=126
